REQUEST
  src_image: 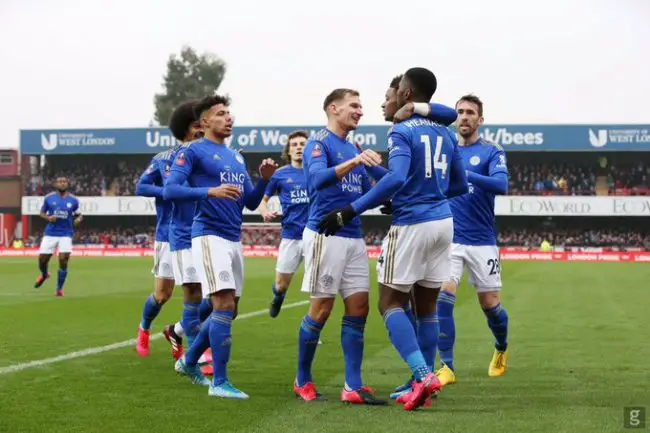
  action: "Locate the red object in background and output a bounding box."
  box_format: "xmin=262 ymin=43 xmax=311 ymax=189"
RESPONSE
xmin=0 ymin=246 xmax=649 ymax=262
xmin=21 ymin=215 xmax=28 ymax=241
xmin=0 ymin=149 xmax=19 ymax=177
xmin=0 ymin=213 xmax=18 ymax=247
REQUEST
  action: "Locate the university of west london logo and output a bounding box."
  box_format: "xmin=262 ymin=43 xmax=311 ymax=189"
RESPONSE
xmin=588 ymin=129 xmax=607 ymax=148
xmin=41 ymin=134 xmax=58 ymax=151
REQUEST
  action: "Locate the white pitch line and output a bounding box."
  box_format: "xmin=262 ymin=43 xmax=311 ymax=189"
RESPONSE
xmin=0 ymin=300 xmax=309 ymax=376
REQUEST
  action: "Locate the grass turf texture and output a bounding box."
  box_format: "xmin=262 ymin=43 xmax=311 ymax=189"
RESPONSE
xmin=0 ymin=258 xmax=649 ymax=433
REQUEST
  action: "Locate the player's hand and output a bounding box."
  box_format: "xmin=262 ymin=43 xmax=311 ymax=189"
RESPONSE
xmin=47 ymin=216 xmax=57 ymax=223
xmin=259 ymin=158 xmax=278 ymax=181
xmin=260 ymin=210 xmax=278 ymax=222
xmin=393 ymin=102 xmax=415 ymax=122
xmin=317 ymin=205 xmax=357 ymax=236
xmin=379 ymin=201 xmax=393 ymax=215
xmin=355 ymin=150 xmax=382 ymax=167
xmin=208 ymin=185 xmax=241 ymax=200
xmin=73 ymin=216 xmax=83 ymax=227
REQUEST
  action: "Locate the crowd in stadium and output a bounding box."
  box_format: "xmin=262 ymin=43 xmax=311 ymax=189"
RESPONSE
xmin=498 ymin=228 xmax=650 ymax=250
xmin=507 ymin=161 xmax=649 ymax=196
xmin=25 ymin=162 xmax=145 ymax=196
xmin=26 ymin=159 xmax=649 ymax=197
xmin=18 ymin=226 xmax=650 ymax=251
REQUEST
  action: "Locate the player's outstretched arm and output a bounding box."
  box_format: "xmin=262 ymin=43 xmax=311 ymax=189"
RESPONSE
xmin=243 ymin=158 xmax=276 ymax=211
xmin=258 ymin=196 xmax=278 ymax=222
xmin=465 ymin=148 xmax=508 ymax=195
xmin=136 ymin=160 xmax=164 ymax=198
xmin=447 ymin=145 xmax=470 ymax=198
xmin=316 ymin=144 xmax=408 ymax=236
xmin=365 ymin=164 xmax=389 ymax=182
xmin=259 ymin=172 xmax=279 ymax=220
xmin=393 ymin=102 xmax=458 ymax=126
xmin=307 ymin=141 xmax=381 ymax=190
xmin=466 ymin=171 xmax=508 ymax=194
xmin=351 ymin=142 xmax=388 ymax=182
xmin=163 ymin=148 xmax=211 ymax=201
xmin=164 ymin=172 xmax=210 ymax=201
xmin=350 ymin=153 xmax=409 ymax=215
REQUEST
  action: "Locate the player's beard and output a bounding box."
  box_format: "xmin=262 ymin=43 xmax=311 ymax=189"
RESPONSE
xmin=458 ymin=124 xmax=477 ymax=140
xmin=57 ymin=188 xmax=67 ymax=194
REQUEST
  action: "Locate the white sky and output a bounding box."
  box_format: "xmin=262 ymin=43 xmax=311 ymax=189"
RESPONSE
xmin=0 ymin=0 xmax=649 ymax=149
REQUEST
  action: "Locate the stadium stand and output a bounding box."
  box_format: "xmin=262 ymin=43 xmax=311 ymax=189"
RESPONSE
xmin=26 ymin=158 xmax=649 ymax=197
xmin=7 ymin=124 xmax=650 ymax=260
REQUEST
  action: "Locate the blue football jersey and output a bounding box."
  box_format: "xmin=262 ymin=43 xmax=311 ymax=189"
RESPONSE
xmin=303 ymin=129 xmax=373 ymax=239
xmin=167 ymin=144 xmax=198 ymax=252
xmin=449 ymin=138 xmax=508 ymax=246
xmin=387 ymin=115 xmax=464 ymax=225
xmin=264 ymin=165 xmax=309 ymax=240
xmin=138 ymin=151 xmax=175 ymax=243
xmin=167 ymin=137 xmax=261 ymax=242
xmin=41 ymin=193 xmax=80 ymax=237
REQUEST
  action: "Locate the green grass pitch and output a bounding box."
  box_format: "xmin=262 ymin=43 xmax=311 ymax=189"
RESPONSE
xmin=0 ymin=257 xmax=649 ymax=433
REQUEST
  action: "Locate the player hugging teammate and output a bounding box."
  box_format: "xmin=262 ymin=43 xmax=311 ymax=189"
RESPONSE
xmin=129 ymin=67 xmax=509 ymax=408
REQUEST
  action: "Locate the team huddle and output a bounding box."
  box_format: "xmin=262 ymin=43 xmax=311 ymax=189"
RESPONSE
xmin=34 ymin=66 xmax=510 ymax=411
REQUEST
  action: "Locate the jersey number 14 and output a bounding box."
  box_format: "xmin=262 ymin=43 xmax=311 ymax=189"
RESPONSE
xmin=421 ymin=135 xmax=448 ymax=179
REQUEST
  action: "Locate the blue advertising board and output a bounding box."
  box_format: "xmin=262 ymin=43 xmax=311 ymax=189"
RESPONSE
xmin=19 ymin=124 xmax=650 ymax=155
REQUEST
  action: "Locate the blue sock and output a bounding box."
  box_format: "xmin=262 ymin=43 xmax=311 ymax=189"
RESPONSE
xmin=209 ymin=310 xmax=233 ymax=386
xmin=199 ymin=299 xmax=213 ymax=322
xmin=341 ymin=316 xmax=366 ymax=391
xmin=384 ymin=307 xmax=430 ymax=381
xmin=181 ymin=302 xmax=200 ymax=347
xmin=272 ymin=282 xmax=285 ymax=301
xmin=484 ymin=304 xmax=509 ymax=352
xmin=140 ymin=294 xmax=162 ymax=331
xmin=297 ymin=315 xmax=324 ymax=387
xmin=403 ymin=302 xmax=417 ymax=331
xmin=437 ymin=291 xmax=456 ymax=371
xmin=185 ymin=320 xmax=210 ymax=367
xmin=417 ymin=313 xmax=439 ymax=370
xmin=39 ymin=261 xmax=48 ymax=277
xmin=56 ymin=269 xmax=68 ymax=291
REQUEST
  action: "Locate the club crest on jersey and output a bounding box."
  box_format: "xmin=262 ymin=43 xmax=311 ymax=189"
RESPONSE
xmin=176 ymin=152 xmax=186 ymax=166
xmin=470 ymin=156 xmax=481 ymax=166
xmin=311 ymin=143 xmax=322 ymax=158
xmin=66 ymin=202 xmax=72 ymax=208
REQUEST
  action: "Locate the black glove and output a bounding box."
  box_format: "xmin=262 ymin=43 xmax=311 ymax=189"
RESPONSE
xmin=379 ymin=200 xmax=393 ymax=215
xmin=317 ymin=205 xmax=357 ymax=236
